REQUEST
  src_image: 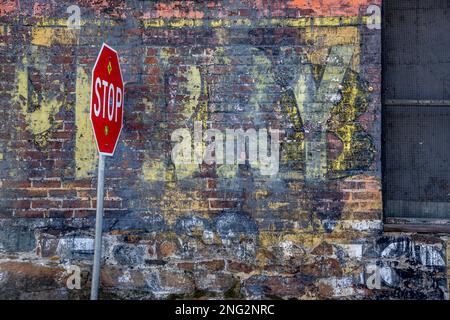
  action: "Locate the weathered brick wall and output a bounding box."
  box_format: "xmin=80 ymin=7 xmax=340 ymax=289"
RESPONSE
xmin=0 ymin=0 xmax=447 ymax=299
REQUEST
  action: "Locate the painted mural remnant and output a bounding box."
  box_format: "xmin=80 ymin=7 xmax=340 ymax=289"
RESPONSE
xmin=327 ymin=70 xmax=375 ymax=176
xmin=2 ymin=0 xmax=448 ymax=301
xmin=294 ymin=45 xmax=354 ymax=181
xmin=15 ymin=50 xmax=66 ymax=148
xmin=75 ymin=66 xmax=97 ymax=179
xmin=127 ymin=28 xmax=373 ymax=184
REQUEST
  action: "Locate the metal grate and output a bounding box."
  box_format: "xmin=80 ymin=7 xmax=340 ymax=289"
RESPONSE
xmin=383 ymin=0 xmax=450 ymax=219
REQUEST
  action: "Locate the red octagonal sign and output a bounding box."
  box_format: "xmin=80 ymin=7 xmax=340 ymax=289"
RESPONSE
xmin=90 ymin=43 xmax=124 ymax=156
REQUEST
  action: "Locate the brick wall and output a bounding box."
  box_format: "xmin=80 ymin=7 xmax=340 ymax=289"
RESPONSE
xmin=0 ymin=0 xmax=447 ymax=299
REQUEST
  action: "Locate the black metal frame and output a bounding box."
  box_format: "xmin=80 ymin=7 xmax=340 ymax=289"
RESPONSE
xmin=381 ymin=1 xmax=450 ymax=233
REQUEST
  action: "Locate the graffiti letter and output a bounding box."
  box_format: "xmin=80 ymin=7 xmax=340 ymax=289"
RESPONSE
xmin=296 ymin=45 xmax=354 ymax=181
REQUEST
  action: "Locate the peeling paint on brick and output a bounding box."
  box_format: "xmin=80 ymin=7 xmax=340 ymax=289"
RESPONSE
xmin=0 ymin=0 xmax=448 ymax=300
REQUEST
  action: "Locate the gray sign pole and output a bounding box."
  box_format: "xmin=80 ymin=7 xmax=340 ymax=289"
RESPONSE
xmin=90 ymin=153 xmax=105 ymax=300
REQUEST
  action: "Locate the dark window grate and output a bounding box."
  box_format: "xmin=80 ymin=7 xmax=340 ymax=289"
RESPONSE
xmin=383 ymin=0 xmax=450 ymax=219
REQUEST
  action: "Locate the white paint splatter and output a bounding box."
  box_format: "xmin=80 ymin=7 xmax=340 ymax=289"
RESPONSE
xmin=340 ymin=244 xmax=363 ymax=260
xmin=341 ymin=220 xmax=382 ymax=231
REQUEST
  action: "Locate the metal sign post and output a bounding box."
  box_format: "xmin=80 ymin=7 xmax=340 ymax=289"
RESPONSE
xmin=89 ymin=43 xmax=124 ymax=300
xmin=90 ymin=154 xmax=105 ymax=300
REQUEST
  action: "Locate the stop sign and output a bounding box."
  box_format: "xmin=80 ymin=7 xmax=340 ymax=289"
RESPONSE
xmin=90 ymin=43 xmax=124 ymax=156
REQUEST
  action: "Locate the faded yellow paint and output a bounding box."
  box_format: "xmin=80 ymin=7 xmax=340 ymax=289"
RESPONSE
xmin=140 ymin=63 xmax=206 ymax=181
xmin=328 ymin=70 xmax=374 ymax=173
xmin=143 ymin=97 xmax=154 ymax=113
xmin=276 ymin=18 xmax=309 ymax=28
xmin=254 ymin=189 xmax=269 ymax=199
xmin=334 ymin=125 xmax=356 ymax=171
xmin=7 ymin=16 xmax=369 ymax=31
xmin=14 ymin=27 xmax=79 ymax=147
xmin=210 ymin=18 xmax=252 ymax=28
xmin=0 ymin=25 xmax=8 ymax=37
xmin=282 ymin=29 xmax=357 ymax=175
xmin=194 ymin=69 xmax=209 ymax=127
xmin=75 ymin=66 xmax=97 ymax=179
xmin=16 ymin=56 xmax=28 ymax=106
xmin=303 ymin=27 xmax=360 ymax=71
xmin=173 ymin=164 xmax=197 ymax=180
xmin=174 ymin=65 xmax=203 ymax=180
xmin=215 ymin=29 xmax=228 ymax=47
xmin=0 ymin=153 xmax=3 ymax=160
xmin=143 ymin=18 xmax=165 ymax=28
xmin=158 ymin=188 xmax=209 ymax=225
xmin=31 ymin=27 xmax=79 ymax=47
xmin=262 ymin=17 xmax=361 ymax=28
xmin=217 ymin=164 xmax=238 ymax=179
xmin=16 ymin=53 xmax=63 ymax=147
xmin=268 ymin=202 xmax=289 ymax=210
xmin=209 ymin=19 xmax=225 ymax=28
xmin=141 ymin=51 xmax=203 ymax=182
xmin=19 ymin=17 xmax=118 ymax=27
xmin=183 ymin=66 xmax=201 ymax=119
xmin=280 ymin=80 xmax=305 ymax=171
xmin=250 ymin=53 xmax=274 ymax=112
xmin=142 ymin=16 xmax=367 ymax=29
xmin=158 ymin=47 xmax=172 ymax=65
xmin=169 ymin=19 xmax=203 ymax=28
xmin=30 ymin=18 xmax=69 ymax=27
xmin=142 ymin=159 xmax=167 ymax=181
xmin=214 ymin=47 xmax=231 ymax=65
xmin=277 ymin=27 xmax=360 ymax=180
xmin=312 ymin=17 xmax=342 ymax=27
